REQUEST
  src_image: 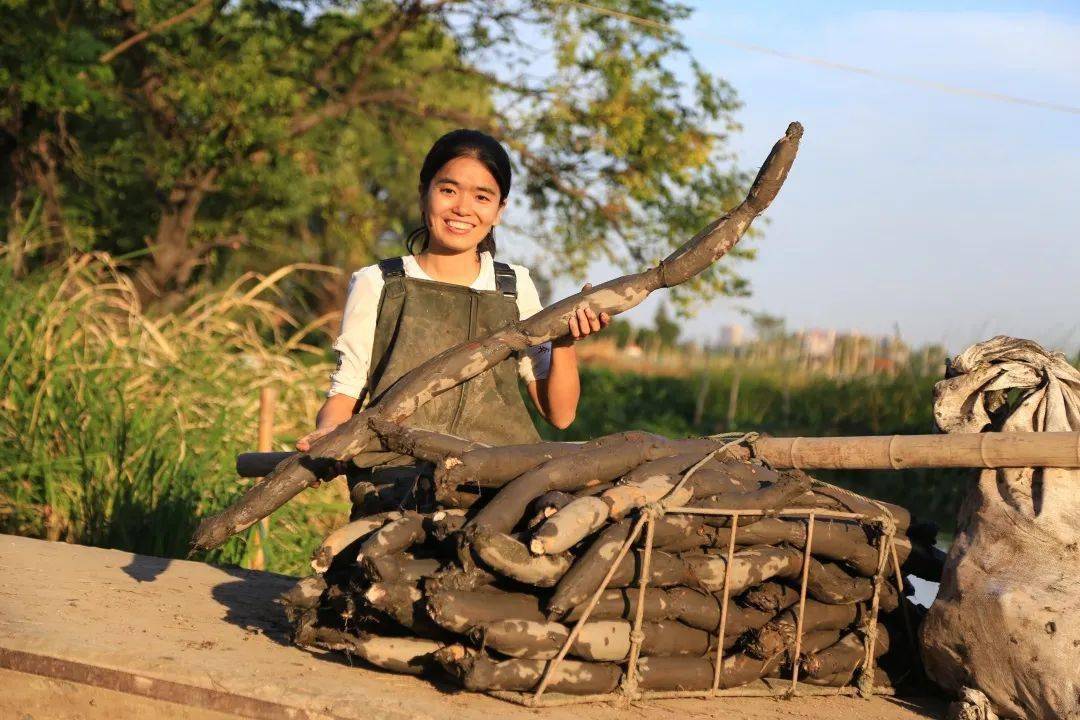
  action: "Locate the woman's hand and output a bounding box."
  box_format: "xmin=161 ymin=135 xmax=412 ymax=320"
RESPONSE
xmin=296 ymin=423 xmax=352 ymax=480
xmin=298 ymin=393 xmax=360 ymax=452
xmin=296 ymin=424 xmax=339 ymax=452
xmin=531 ymin=283 xmax=605 ymax=428
xmin=562 ymin=283 xmax=611 ymax=344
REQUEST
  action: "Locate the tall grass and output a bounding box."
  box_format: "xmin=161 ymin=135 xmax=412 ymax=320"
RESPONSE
xmin=0 ymin=253 xmax=349 ymax=574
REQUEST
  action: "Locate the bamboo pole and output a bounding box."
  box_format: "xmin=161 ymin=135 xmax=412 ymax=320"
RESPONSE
xmin=757 ymin=431 xmax=1080 ymax=470
xmin=234 ymin=431 xmax=1080 ymax=477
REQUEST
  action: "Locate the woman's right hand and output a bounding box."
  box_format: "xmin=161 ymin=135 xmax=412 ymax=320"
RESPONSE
xmin=299 ymin=394 xmax=360 ymax=452
xmin=296 ymin=424 xmax=339 ymax=453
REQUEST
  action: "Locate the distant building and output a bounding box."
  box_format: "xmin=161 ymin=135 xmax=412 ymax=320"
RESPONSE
xmin=801 ymin=328 xmax=837 ymax=359
xmin=717 ymin=324 xmax=744 ymax=348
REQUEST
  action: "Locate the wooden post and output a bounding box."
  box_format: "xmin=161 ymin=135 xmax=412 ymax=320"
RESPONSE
xmin=781 ymin=375 xmax=792 ymax=427
xmin=248 ymin=387 xmax=277 ymax=570
xmin=724 ymin=368 xmax=741 ymax=431
xmin=693 ymin=367 xmax=711 ymax=427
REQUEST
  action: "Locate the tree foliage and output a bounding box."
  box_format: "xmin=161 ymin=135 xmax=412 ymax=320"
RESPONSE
xmin=2 ymin=0 xmax=749 ymax=317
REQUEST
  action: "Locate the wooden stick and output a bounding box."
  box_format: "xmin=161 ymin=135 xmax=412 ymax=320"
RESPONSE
xmin=622 ymin=513 xmax=655 ymax=697
xmin=664 ymin=507 xmax=867 ymax=521
xmin=533 ymin=514 xmax=649 ymax=700
xmin=891 ymin=540 xmax=920 ymax=661
xmin=191 ymin=122 xmax=803 ymax=551
xmin=858 ymin=525 xmax=894 ymax=697
xmin=790 ymin=512 xmax=816 ymax=693
xmin=487 ymin=683 xmax=895 ymax=708
xmin=711 ymin=513 xmax=740 ymax=692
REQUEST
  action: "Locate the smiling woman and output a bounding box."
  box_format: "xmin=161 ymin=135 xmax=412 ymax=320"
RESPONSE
xmin=297 ymin=129 xmax=610 ymax=517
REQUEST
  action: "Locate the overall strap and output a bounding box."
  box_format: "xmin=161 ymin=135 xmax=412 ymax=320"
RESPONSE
xmin=380 ymin=255 xmax=516 ymax=297
xmin=493 ymin=261 xmax=518 ymax=298
xmin=378 ymin=256 xmax=406 ymax=279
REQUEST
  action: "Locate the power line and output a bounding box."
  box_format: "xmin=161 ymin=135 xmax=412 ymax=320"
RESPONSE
xmin=550 ymin=0 xmax=1080 ymax=116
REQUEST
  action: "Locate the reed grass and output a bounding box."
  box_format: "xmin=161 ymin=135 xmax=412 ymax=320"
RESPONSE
xmin=0 ymin=252 xmax=349 ymax=574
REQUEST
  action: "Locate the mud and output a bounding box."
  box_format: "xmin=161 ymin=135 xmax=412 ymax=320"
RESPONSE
xmin=437 ymin=647 xmax=622 ymax=694
xmin=358 ymin=512 xmax=426 ymax=560
xmin=426 ymin=587 xmax=546 ymax=634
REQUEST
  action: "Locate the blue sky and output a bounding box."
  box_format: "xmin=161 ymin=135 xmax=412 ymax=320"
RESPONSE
xmin=523 ymin=1 xmax=1079 ymax=353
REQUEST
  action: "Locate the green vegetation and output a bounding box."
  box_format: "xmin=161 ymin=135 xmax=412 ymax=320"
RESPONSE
xmin=0 ymin=1 xmax=767 ymax=575
xmin=2 ymin=0 xmax=750 ymax=316
xmin=0 ymin=252 xmax=349 ymax=575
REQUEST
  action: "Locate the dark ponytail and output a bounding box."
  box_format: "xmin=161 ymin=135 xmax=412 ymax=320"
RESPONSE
xmin=407 ymin=129 xmax=511 ymax=258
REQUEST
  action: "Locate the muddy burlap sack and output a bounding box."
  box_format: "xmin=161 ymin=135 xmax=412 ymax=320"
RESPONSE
xmin=922 ymin=336 xmax=1080 ymax=720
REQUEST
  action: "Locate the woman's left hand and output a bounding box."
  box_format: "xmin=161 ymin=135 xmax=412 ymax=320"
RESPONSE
xmin=567 ymin=283 xmax=611 ymax=341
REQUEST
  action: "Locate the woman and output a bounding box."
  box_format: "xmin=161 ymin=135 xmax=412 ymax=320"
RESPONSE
xmin=297 ymin=129 xmax=609 ymax=477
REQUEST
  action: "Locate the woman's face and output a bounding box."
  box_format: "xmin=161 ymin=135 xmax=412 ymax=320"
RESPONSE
xmin=421 ymin=156 xmax=504 ymax=254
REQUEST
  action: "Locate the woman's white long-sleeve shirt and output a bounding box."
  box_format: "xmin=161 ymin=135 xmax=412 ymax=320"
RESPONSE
xmin=328 ymin=251 xmax=552 ymax=399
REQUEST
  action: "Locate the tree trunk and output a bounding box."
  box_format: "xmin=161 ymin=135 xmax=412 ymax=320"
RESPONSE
xmin=140 ymin=168 xmax=220 ymax=300
xmin=26 ymin=131 xmax=71 ymax=258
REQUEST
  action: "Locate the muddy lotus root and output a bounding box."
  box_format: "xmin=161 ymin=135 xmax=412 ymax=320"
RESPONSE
xmin=283 ymin=433 xmax=939 ymax=699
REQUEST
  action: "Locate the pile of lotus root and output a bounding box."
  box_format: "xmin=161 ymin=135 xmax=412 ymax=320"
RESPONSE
xmin=281 ymin=428 xmax=942 ymax=700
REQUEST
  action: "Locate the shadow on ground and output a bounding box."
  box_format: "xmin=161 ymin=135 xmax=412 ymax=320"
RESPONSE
xmin=121 ymin=553 xmax=172 ymax=583
xmin=885 ymin=695 xmax=949 ymax=719
xmin=210 ymin=565 xmax=298 ymax=648
xmin=208 ymin=566 xmax=463 ymax=694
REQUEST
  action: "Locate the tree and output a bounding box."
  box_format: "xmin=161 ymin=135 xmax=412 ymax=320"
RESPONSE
xmin=653 ymin=303 xmax=680 ymax=348
xmin=2 ymin=0 xmax=750 ymax=315
xmin=747 ymin=310 xmax=787 ymax=343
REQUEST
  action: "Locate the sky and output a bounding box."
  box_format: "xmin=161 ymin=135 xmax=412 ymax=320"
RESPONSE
xmin=520 ymin=1 xmax=1079 ymax=354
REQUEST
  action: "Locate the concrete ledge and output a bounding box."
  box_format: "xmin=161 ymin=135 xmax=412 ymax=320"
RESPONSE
xmin=0 ymin=534 xmax=943 ymax=720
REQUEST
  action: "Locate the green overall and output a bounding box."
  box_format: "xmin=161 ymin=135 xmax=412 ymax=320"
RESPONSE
xmin=348 ymin=256 xmax=541 ymax=516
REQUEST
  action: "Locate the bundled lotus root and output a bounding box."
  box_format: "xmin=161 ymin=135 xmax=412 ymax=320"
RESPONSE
xmin=282 ymin=428 xmax=941 ymax=700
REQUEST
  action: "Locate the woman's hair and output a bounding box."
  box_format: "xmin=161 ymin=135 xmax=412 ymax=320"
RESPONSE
xmin=406 ymin=129 xmax=512 ymax=257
